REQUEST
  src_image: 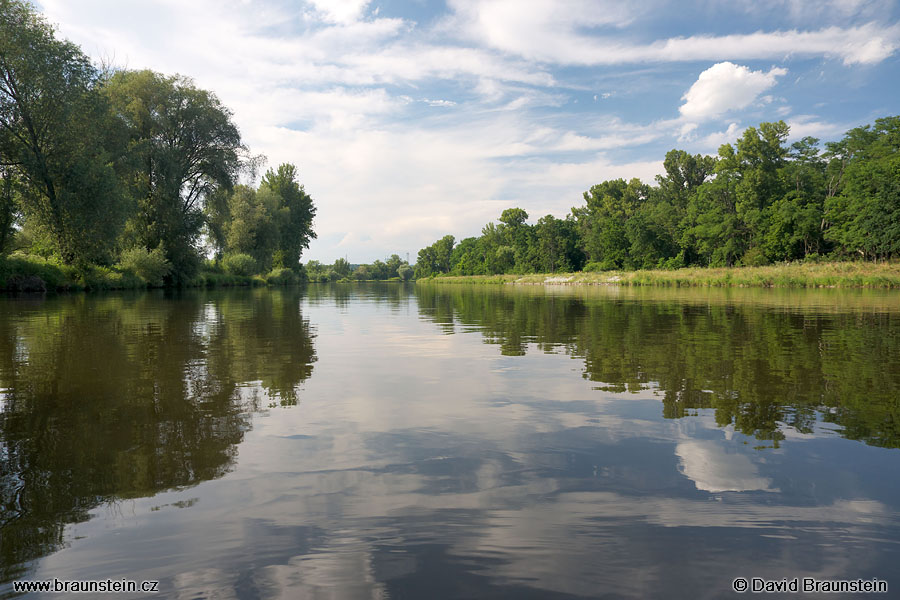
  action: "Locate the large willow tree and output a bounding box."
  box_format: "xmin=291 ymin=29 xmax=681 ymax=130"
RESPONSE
xmin=0 ymin=0 xmax=125 ymax=264
xmin=104 ymin=69 xmax=245 ymax=283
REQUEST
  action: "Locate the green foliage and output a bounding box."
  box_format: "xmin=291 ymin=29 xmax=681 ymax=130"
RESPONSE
xmin=219 ymin=184 xmax=280 ymax=271
xmin=0 ymin=253 xmax=73 ymax=291
xmin=0 ymin=166 xmax=19 ymax=255
xmin=416 ymin=116 xmax=899 ymax=276
xmin=0 ymin=2 xmax=316 ymax=287
xmin=825 ymin=117 xmax=900 ymax=261
xmin=259 ymin=164 xmax=316 ymax=269
xmin=740 ymin=247 xmax=770 ymax=267
xmin=265 ymin=267 xmax=299 ymax=286
xmin=332 ymin=258 xmax=351 ymax=278
xmin=118 ymin=246 xmax=171 ymax=286
xmin=104 ymin=69 xmax=245 ymax=284
xmin=76 ymin=265 xmax=145 ymax=290
xmin=352 ymin=264 xmax=371 ymax=280
xmin=0 ymin=0 xmax=126 ymax=265
xmin=0 ymin=289 xmax=317 ymax=575
xmin=222 ymin=253 xmax=257 ymax=276
xmin=414 ymin=284 xmax=900 ymax=446
xmin=415 ymin=235 xmax=455 ymax=278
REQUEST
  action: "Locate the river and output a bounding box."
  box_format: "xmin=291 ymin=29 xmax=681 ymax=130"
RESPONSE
xmin=1 ymin=283 xmax=898 ymax=598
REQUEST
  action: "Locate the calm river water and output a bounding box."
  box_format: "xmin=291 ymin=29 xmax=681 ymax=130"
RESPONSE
xmin=1 ymin=283 xmax=899 ymax=598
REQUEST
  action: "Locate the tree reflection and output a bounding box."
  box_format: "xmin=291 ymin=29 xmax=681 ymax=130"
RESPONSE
xmin=0 ymin=289 xmax=316 ymax=583
xmin=415 ymin=285 xmax=900 ymax=449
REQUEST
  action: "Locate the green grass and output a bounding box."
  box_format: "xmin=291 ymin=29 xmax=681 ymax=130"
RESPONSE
xmin=418 ymin=262 xmax=900 ymax=289
xmin=1 ymin=253 xmax=308 ymax=293
xmin=0 ymin=254 xmax=78 ymax=291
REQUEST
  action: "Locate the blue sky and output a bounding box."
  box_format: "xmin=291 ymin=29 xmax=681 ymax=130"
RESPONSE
xmin=36 ymin=0 xmax=900 ymax=263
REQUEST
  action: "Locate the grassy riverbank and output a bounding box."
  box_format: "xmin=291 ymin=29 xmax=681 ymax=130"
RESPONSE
xmin=0 ymin=254 xmax=302 ymax=292
xmin=418 ymin=262 xmax=900 ymax=289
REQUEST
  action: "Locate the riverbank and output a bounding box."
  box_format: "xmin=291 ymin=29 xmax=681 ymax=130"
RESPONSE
xmin=417 ymin=261 xmax=900 ymax=288
xmin=0 ymin=254 xmax=302 ymax=292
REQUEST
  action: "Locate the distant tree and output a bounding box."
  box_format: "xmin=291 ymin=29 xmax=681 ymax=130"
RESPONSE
xmin=656 ymin=149 xmax=716 ymax=209
xmin=220 ymin=184 xmax=280 ymax=272
xmin=415 ymin=234 xmax=455 ymax=277
xmin=385 ymin=254 xmax=403 ymax=278
xmin=260 ymin=164 xmax=316 ymax=270
xmin=332 ymin=257 xmax=351 ymax=278
xmin=414 ymin=117 xmax=900 ymax=274
xmin=352 ymin=264 xmax=370 ymax=280
xmin=450 ymin=236 xmax=488 ymax=275
xmin=499 ymin=207 xmax=528 ymax=228
xmin=825 ymin=117 xmax=900 ymax=260
xmin=579 ymin=178 xmax=647 ymax=269
xmin=686 ymin=157 xmax=745 ymax=267
xmin=763 ymin=137 xmax=827 ymax=260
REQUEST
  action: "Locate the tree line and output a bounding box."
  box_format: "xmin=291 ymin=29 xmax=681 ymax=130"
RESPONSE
xmin=415 ymin=117 xmax=900 ymax=278
xmin=306 ymin=255 xmax=413 ymax=282
xmin=0 ymin=0 xmax=315 ymax=287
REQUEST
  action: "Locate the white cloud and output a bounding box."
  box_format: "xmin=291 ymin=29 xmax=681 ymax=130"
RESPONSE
xmin=785 ymin=115 xmax=849 ymax=140
xmin=447 ymin=1 xmax=899 ymax=66
xmin=650 ymin=24 xmax=898 ymax=65
xmin=732 ymin=0 xmax=894 ymax=25
xmin=680 ymin=62 xmax=787 ymax=121
xmin=676 ymin=440 xmax=778 ymax=493
xmin=307 ymin=0 xmax=371 ymax=24
xmin=33 ymin=0 xmax=897 ymax=261
xmin=699 ymin=122 xmax=744 ymax=150
xmin=447 ymin=0 xmax=639 ymax=62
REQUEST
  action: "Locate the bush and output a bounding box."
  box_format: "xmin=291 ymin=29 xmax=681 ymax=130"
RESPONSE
xmin=658 ymin=252 xmax=686 ymax=271
xmin=75 ymin=265 xmax=145 ymax=290
xmin=222 ymin=253 xmax=257 ymax=276
xmin=583 ymin=261 xmax=616 ymax=272
xmin=266 ymin=267 xmax=299 ymax=285
xmin=3 ymin=273 xmax=47 ymax=292
xmin=352 ymin=265 xmax=370 ymax=280
xmin=118 ymin=246 xmax=171 ymax=286
xmin=0 ymin=253 xmax=75 ymax=291
xmin=194 ymin=271 xmax=241 ymax=287
xmin=740 ymin=247 xmax=770 ymax=267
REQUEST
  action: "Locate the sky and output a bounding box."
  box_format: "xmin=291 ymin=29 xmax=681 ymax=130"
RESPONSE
xmin=34 ymin=0 xmax=900 ymax=263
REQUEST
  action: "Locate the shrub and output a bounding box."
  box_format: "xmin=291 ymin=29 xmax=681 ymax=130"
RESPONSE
xmin=3 ymin=273 xmax=47 ymax=292
xmin=222 ymin=253 xmax=257 ymax=276
xmin=740 ymin=247 xmax=770 ymax=267
xmin=76 ymin=265 xmax=145 ymax=290
xmin=0 ymin=253 xmax=74 ymax=291
xmin=352 ymin=265 xmax=370 ymax=280
xmin=118 ymin=246 xmax=171 ymax=286
xmin=266 ymin=267 xmax=298 ymax=285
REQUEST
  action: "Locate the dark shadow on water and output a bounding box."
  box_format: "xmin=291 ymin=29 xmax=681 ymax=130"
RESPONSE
xmin=0 ymin=288 xmax=317 ymax=585
xmin=414 ymin=284 xmax=900 ymax=449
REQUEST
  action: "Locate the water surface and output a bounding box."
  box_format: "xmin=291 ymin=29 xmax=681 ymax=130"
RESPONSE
xmin=1 ymin=284 xmax=899 ymax=598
